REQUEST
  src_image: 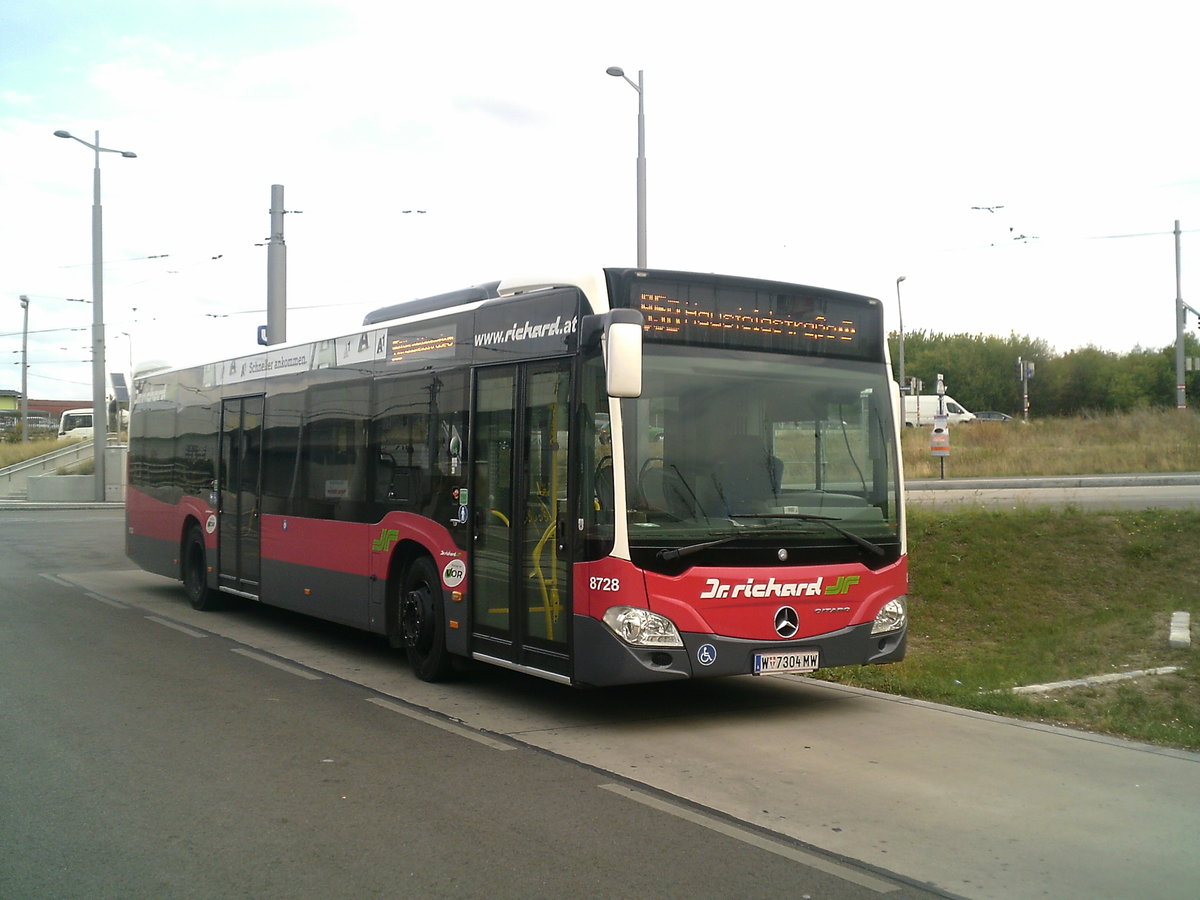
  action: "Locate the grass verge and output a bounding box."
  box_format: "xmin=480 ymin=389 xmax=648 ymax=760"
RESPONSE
xmin=819 ymin=506 xmax=1200 ymax=750
xmin=903 ymin=408 xmax=1200 ymax=479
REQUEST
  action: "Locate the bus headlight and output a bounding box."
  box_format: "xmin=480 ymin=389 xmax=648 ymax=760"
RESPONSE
xmin=602 ymin=606 xmax=684 ymax=648
xmin=870 ymin=596 xmax=907 ymax=635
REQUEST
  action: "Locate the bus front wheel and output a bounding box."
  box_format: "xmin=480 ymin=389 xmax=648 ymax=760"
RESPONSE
xmin=399 ymin=556 xmax=453 ymax=682
xmin=183 ymin=525 xmax=220 ymax=611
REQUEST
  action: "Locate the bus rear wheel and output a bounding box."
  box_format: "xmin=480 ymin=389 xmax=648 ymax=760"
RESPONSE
xmin=183 ymin=525 xmax=220 ymax=611
xmin=399 ymin=556 xmax=453 ymax=682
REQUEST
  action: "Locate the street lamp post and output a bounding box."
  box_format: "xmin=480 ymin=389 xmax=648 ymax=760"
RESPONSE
xmin=606 ymin=66 xmax=646 ymax=268
xmin=895 ymin=275 xmax=907 ymax=393
xmin=19 ymin=295 xmax=29 ymax=444
xmin=54 ymin=129 xmax=137 ymax=501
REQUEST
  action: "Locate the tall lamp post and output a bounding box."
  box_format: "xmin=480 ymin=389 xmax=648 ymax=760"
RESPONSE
xmin=606 ymin=66 xmax=646 ymax=268
xmin=19 ymin=295 xmax=30 ymax=444
xmin=895 ymin=275 xmax=907 ymax=393
xmin=54 ymin=129 xmax=137 ymax=501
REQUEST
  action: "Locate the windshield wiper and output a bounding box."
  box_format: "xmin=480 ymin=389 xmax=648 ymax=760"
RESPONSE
xmin=656 ymin=536 xmax=738 ymax=561
xmin=729 ymin=513 xmax=886 ymax=557
xmin=654 ymin=521 xmax=782 ymax=561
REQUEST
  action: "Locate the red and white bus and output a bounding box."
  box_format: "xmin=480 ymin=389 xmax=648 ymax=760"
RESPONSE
xmin=126 ymin=268 xmax=907 ymax=686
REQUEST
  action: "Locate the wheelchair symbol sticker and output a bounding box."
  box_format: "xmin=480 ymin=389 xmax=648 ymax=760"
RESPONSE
xmin=697 ymin=643 xmax=717 ymax=666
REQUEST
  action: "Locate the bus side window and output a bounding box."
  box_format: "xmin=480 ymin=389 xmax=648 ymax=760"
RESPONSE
xmin=300 ymin=378 xmax=369 ymax=520
xmin=262 ymin=387 xmax=303 ymax=515
xmin=370 ymin=370 xmax=467 ymax=528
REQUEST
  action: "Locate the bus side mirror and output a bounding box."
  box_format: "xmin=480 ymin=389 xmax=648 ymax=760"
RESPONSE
xmin=603 ymin=309 xmax=643 ymax=398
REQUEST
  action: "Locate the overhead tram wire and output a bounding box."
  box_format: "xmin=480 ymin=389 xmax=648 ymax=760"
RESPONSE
xmin=1084 ymin=228 xmax=1200 ymax=240
xmin=56 ymin=252 xmax=172 ymax=268
xmin=929 ymin=225 xmax=1200 ymax=256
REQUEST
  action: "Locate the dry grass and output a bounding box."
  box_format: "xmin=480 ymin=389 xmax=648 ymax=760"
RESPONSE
xmin=0 ymin=437 xmax=66 ymax=468
xmin=903 ymin=409 xmax=1200 ymax=479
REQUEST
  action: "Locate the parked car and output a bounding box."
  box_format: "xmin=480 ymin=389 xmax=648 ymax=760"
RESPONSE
xmin=973 ymin=411 xmax=1014 ymax=423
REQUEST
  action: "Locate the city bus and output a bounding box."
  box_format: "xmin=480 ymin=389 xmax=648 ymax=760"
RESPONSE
xmin=126 ymin=268 xmax=907 ymax=686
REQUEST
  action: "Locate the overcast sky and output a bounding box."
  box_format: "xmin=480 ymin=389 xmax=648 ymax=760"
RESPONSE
xmin=3 ymin=0 xmax=1199 ymax=400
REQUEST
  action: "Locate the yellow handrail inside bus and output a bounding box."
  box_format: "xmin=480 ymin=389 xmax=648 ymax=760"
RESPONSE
xmin=530 ymin=519 xmax=561 ymax=639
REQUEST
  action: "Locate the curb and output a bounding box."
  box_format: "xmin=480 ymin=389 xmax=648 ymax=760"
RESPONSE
xmin=0 ymin=501 xmax=124 ymax=510
xmin=907 ymin=473 xmax=1200 ymax=491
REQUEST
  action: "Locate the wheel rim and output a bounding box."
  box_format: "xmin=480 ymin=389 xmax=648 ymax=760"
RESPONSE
xmin=401 ymin=580 xmax=434 ymax=654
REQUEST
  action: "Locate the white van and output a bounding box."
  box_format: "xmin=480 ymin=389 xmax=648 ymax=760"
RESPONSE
xmin=903 ymin=394 xmax=976 ymax=427
xmin=57 ymin=408 xmax=95 ymax=440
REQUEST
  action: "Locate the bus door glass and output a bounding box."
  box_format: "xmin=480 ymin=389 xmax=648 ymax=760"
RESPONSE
xmin=470 ymin=361 xmax=571 ymax=677
xmin=218 ymin=395 xmax=264 ymax=595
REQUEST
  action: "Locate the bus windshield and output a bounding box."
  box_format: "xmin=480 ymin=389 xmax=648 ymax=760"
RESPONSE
xmin=620 ymin=344 xmax=901 ymax=567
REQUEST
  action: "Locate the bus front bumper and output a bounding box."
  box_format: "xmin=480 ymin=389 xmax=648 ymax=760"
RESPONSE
xmin=571 ymin=614 xmax=906 ymax=687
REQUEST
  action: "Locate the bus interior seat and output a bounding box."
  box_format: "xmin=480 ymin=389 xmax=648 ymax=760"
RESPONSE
xmin=706 ymin=435 xmax=781 ymax=514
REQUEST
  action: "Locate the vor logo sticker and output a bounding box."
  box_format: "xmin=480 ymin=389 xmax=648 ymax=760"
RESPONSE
xmin=442 ymin=558 xmax=466 ymax=588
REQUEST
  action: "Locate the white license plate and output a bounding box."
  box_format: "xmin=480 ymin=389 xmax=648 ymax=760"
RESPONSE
xmin=754 ymin=650 xmax=820 ymax=674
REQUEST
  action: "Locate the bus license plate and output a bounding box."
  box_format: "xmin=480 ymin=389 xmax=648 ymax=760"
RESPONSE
xmin=754 ymin=650 xmax=820 ymax=674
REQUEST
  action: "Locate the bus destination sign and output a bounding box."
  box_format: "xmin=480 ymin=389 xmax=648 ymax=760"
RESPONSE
xmin=628 ymin=277 xmax=881 ymax=360
xmin=637 ymin=289 xmax=856 ymax=343
xmin=387 ymin=324 xmax=458 ymax=364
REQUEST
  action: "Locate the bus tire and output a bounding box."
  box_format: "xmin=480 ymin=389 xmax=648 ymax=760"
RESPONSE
xmin=399 ymin=555 xmax=453 ymax=682
xmin=182 ymin=525 xmax=220 ymax=611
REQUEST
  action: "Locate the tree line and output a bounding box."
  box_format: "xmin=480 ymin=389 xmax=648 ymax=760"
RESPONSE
xmin=891 ymin=330 xmax=1200 ymax=417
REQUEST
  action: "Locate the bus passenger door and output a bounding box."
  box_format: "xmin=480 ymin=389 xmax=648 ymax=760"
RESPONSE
xmin=470 ymin=362 xmax=572 ymax=679
xmin=218 ymin=396 xmax=263 ymax=597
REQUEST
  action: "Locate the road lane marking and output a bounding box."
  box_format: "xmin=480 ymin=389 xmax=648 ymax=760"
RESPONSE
xmin=365 ymin=697 xmax=515 ymax=751
xmin=230 ymin=648 xmax=322 ymax=680
xmin=86 ymin=592 xmax=129 ymax=609
xmin=145 ymin=616 xmax=208 ymax=639
xmin=599 ymin=783 xmax=900 ymax=894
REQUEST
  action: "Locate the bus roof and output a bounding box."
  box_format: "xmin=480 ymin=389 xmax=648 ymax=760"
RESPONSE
xmin=363 ymin=270 xmax=613 ymax=326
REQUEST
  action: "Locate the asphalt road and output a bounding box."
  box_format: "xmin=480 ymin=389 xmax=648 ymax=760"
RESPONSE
xmin=0 ymin=509 xmax=940 ymax=900
xmin=4 ymin=506 xmax=1199 ymax=900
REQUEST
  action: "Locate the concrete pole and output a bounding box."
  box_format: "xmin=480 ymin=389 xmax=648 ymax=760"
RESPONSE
xmin=90 ymin=132 xmax=108 ymax=500
xmin=1175 ymin=220 xmax=1186 ymax=409
xmin=635 ymin=69 xmax=646 ymax=269
xmin=53 ymin=128 xmax=136 ymax=499
xmin=19 ymin=295 xmax=29 ymax=444
xmin=607 ymin=67 xmax=647 ymax=268
xmin=895 ymin=276 xmax=906 ymax=392
xmin=267 ymin=184 xmax=287 ymax=346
